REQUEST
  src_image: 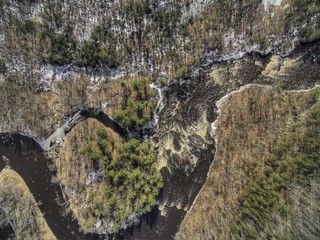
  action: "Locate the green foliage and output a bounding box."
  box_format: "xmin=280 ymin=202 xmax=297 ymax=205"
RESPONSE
xmin=114 ymin=78 xmax=156 ymax=129
xmin=42 ymin=20 xmax=120 ymax=67
xmin=35 ymin=0 xmax=183 ymax=69
xmin=308 ymin=29 xmax=320 ymax=42
xmin=16 ymin=19 xmax=37 ymax=35
xmin=232 ymin=97 xmax=320 ymax=239
xmin=73 ymin=23 xmax=120 ymax=68
xmin=175 ymin=65 xmax=190 ymax=78
xmin=46 ymin=31 xmax=77 ymax=65
xmin=0 ymin=0 xmax=5 ymax=9
xmin=75 ymin=40 xmax=100 ymax=66
xmin=79 ymin=126 xmax=163 ymax=232
xmin=97 ymin=127 xmax=108 ymax=139
xmin=75 ymin=39 xmax=120 ymax=68
xmin=89 ymin=151 xmax=100 ymax=162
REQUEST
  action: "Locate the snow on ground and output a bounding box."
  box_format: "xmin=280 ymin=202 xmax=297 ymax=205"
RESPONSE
xmin=262 ymin=0 xmax=282 ymax=7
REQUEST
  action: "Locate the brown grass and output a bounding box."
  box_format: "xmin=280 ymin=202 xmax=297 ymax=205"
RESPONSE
xmin=56 ymin=118 xmax=122 ymax=233
xmin=0 ymin=169 xmax=56 ymax=240
xmin=176 ymin=85 xmax=317 ymax=240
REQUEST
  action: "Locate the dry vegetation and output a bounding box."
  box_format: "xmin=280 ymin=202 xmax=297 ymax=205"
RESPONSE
xmin=0 ymin=72 xmax=156 ymax=141
xmin=176 ymin=86 xmax=320 ymax=240
xmin=0 ymin=169 xmax=56 ymax=240
xmin=0 ymin=0 xmax=320 ymax=238
xmin=0 ymin=72 xmax=93 ymax=137
xmin=56 ymin=118 xmax=162 ymax=234
xmin=1 ymin=0 xmax=319 ymax=143
xmin=1 ymin=0 xmax=319 ymax=80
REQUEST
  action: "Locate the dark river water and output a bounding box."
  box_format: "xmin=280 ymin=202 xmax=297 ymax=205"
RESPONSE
xmin=0 ymin=134 xmax=84 ymax=239
xmin=0 ymin=134 xmax=185 ymax=240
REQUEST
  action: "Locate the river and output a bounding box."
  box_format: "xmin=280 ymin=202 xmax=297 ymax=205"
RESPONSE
xmin=0 ymin=133 xmax=185 ymax=240
xmin=0 ymin=82 xmax=212 ymax=239
xmin=0 ymin=134 xmax=84 ymax=239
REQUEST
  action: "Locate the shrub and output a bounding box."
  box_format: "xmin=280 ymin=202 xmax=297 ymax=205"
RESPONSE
xmin=232 ymin=95 xmax=320 ymax=238
xmin=46 ymin=32 xmax=77 ymax=65
xmin=113 ymin=78 xmax=156 ymax=129
xmin=79 ymin=126 xmax=163 ymax=232
xmin=175 ymin=65 xmax=190 ymax=78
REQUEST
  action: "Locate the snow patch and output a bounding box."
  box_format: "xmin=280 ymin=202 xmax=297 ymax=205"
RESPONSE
xmin=149 ymin=83 xmax=165 ymax=127
xmin=286 ymin=84 xmax=320 ymax=93
xmin=2 ymin=156 xmax=10 ymax=168
xmin=181 ymin=0 xmax=213 ymax=22
xmin=262 ymin=0 xmax=282 ymax=7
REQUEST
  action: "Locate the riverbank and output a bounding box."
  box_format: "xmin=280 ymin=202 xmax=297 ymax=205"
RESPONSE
xmin=176 ymin=85 xmax=320 ymax=239
xmin=0 ymin=168 xmax=56 ymax=239
xmin=0 ymin=134 xmax=84 ymax=239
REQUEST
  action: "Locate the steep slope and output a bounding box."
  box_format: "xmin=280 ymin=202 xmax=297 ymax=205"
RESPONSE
xmin=0 ymin=0 xmax=319 ymax=82
xmin=155 ymin=41 xmax=320 ymax=214
xmin=176 ymin=85 xmax=320 ymax=239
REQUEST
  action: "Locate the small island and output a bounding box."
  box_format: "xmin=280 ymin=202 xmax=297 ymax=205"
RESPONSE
xmin=56 ymin=118 xmax=163 ymax=233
